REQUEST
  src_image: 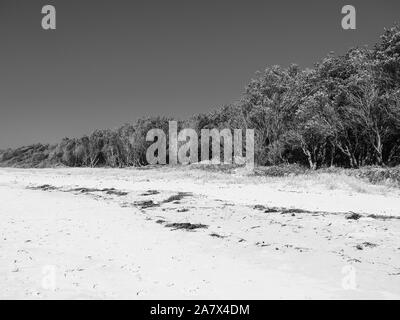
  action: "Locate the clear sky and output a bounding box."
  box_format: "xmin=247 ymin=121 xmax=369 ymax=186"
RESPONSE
xmin=0 ymin=0 xmax=399 ymax=148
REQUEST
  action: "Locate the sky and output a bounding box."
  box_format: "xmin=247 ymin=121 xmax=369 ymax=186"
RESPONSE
xmin=0 ymin=0 xmax=399 ymax=149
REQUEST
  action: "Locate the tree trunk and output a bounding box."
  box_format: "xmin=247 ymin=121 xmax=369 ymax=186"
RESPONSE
xmin=304 ymin=149 xmax=317 ymax=170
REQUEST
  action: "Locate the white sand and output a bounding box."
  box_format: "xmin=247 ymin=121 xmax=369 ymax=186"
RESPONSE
xmin=0 ymin=167 xmax=399 ymax=299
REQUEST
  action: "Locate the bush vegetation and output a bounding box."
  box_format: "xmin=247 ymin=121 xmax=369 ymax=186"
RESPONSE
xmin=1 ymin=24 xmax=399 ymax=171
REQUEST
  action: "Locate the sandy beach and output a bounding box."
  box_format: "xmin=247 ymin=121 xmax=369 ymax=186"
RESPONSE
xmin=1 ymin=167 xmax=400 ymax=299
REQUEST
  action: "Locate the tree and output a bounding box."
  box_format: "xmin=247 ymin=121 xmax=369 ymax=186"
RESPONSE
xmin=374 ymin=24 xmax=400 ymax=90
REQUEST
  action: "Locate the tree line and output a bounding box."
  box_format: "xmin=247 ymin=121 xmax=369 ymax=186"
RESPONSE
xmin=1 ymin=24 xmax=399 ymax=169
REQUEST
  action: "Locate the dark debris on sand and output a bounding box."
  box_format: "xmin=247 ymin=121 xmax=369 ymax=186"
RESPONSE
xmin=165 ymin=222 xmax=208 ymax=231
xmin=253 ymin=205 xmax=312 ymax=214
xmin=253 ymin=204 xmax=391 ymax=221
xmin=162 ymin=192 xmax=193 ymax=204
xmin=209 ymin=232 xmax=226 ymax=238
xmin=27 ymin=184 xmax=58 ymax=191
xmin=134 ymin=200 xmax=160 ymax=209
xmin=68 ymin=187 xmax=128 ymax=196
xmin=141 ymin=190 xmax=160 ymax=196
xmin=346 ymin=212 xmax=363 ymax=220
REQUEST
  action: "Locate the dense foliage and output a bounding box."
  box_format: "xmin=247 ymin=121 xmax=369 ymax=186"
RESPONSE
xmin=1 ymin=24 xmax=399 ymax=169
